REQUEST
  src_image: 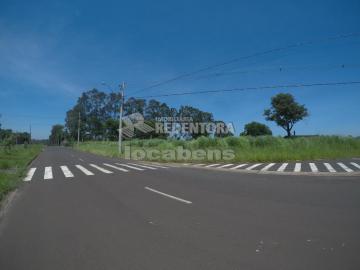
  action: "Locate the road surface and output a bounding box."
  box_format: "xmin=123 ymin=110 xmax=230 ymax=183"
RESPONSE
xmin=0 ymin=146 xmax=359 ymax=270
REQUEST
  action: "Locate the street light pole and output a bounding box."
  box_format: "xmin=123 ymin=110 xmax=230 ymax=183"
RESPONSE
xmin=119 ymin=82 xmax=125 ymax=154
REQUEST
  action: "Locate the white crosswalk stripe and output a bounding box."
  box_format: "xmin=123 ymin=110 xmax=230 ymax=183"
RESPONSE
xmin=44 ymin=166 xmax=53 ymax=180
xmin=277 ymin=163 xmax=288 ymax=172
xmin=205 ymin=164 xmax=221 ymax=167
xmin=294 ymin=163 xmax=301 ymax=172
xmin=127 ymin=163 xmax=157 ymax=170
xmin=89 ymin=164 xmax=113 ymax=174
xmin=75 ymin=165 xmax=94 ymax=175
xmin=24 ymin=168 xmax=36 ymax=181
xmin=309 ymin=163 xmax=319 ymax=173
xmin=324 ymin=163 xmax=336 ymax=173
xmin=142 ymin=163 xmax=168 ymax=169
xmin=350 ymin=162 xmax=360 ymax=169
xmin=218 ymin=164 xmax=234 ymax=168
xmin=261 ymin=163 xmax=275 ymax=171
xmin=229 ymin=164 xmax=248 ymax=170
xmin=104 ymin=163 xmax=129 ymax=172
xmin=246 ymin=163 xmax=262 ymax=170
xmin=187 ymin=161 xmax=359 ymax=174
xmin=337 ymin=162 xmax=353 ymax=172
xmin=60 ymin=166 xmax=74 ymax=178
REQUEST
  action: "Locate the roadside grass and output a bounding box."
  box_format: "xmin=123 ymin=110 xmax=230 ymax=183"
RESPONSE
xmin=75 ymin=136 xmax=360 ymax=163
xmin=0 ymin=144 xmax=43 ymax=202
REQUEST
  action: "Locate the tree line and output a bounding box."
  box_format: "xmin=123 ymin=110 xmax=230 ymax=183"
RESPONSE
xmin=49 ymin=89 xmax=308 ymax=144
xmin=0 ymin=121 xmax=31 ymax=147
xmin=50 ymin=89 xmax=219 ymax=144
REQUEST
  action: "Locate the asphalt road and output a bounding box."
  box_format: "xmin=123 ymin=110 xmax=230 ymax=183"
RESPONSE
xmin=0 ymin=147 xmax=359 ymax=270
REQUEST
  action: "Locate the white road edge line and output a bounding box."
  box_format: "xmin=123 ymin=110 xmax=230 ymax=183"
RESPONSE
xmin=89 ymin=164 xmax=113 ymax=174
xmin=144 ymin=186 xmax=192 ymax=204
xmin=24 ymin=168 xmax=36 ymax=181
xmin=75 ymin=165 xmax=94 ymax=176
xmin=60 ymin=166 xmax=74 ymax=178
xmin=44 ymin=166 xmax=53 ymax=180
xmin=337 ymin=162 xmax=353 ymax=172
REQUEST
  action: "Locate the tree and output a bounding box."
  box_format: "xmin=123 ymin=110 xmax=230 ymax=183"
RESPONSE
xmin=49 ymin=125 xmax=65 ymax=145
xmin=241 ymin=122 xmax=272 ymax=136
xmin=264 ymin=93 xmax=308 ymax=137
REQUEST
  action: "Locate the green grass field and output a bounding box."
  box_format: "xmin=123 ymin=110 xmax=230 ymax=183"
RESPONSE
xmin=75 ymin=136 xmax=360 ymax=163
xmin=0 ymin=144 xmax=43 ymax=202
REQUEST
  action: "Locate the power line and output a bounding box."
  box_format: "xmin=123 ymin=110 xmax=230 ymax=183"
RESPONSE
xmin=134 ymin=81 xmax=360 ymax=99
xmin=190 ymin=63 xmax=359 ymax=80
xmin=131 ymin=32 xmax=360 ymax=95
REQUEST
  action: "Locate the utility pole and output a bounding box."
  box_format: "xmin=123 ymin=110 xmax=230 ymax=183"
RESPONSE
xmin=119 ymin=82 xmax=126 ymax=154
xmin=77 ymin=111 xmax=81 ymax=146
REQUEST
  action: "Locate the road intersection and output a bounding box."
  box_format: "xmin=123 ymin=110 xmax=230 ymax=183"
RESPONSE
xmin=1 ymin=147 xmax=359 ymax=269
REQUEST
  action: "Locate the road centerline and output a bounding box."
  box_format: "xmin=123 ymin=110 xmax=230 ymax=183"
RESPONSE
xmin=144 ymin=186 xmax=192 ymax=204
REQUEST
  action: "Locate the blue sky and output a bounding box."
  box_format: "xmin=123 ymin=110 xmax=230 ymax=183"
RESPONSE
xmin=0 ymin=0 xmax=359 ymax=139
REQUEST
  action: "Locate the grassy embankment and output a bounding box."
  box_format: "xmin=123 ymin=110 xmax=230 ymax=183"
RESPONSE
xmin=75 ymin=135 xmax=360 ymax=163
xmin=0 ymin=144 xmax=43 ymax=202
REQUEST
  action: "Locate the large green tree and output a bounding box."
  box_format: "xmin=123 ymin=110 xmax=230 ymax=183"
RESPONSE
xmin=264 ymin=93 xmax=308 ymax=137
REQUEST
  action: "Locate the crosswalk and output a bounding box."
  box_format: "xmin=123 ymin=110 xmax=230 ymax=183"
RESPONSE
xmin=186 ymin=161 xmax=360 ymax=174
xmin=23 ymin=162 xmax=169 ymax=182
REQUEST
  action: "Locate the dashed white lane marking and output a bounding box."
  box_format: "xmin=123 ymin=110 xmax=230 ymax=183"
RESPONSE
xmin=246 ymin=163 xmax=262 ymax=170
xmin=261 ymin=163 xmax=275 ymax=171
xmin=218 ymin=164 xmax=234 ymax=168
xmin=103 ymin=163 xmax=130 ymax=172
xmin=294 ymin=163 xmax=301 ymax=172
xmin=309 ymin=163 xmax=319 ymax=173
xmin=60 ymin=166 xmax=74 ymax=178
xmin=229 ymin=164 xmax=248 ymax=170
xmin=75 ymin=165 xmax=94 ymax=176
xmin=337 ymin=162 xmax=353 ymax=172
xmin=114 ymin=163 xmax=143 ymax=171
xmin=277 ymin=163 xmax=288 ymax=172
xmin=127 ymin=163 xmax=157 ymax=170
xmin=44 ymin=166 xmax=53 ymax=180
xmin=24 ymin=168 xmax=36 ymax=181
xmin=350 ymin=162 xmax=360 ymax=169
xmin=145 ymin=187 xmax=192 ymax=204
xmin=205 ymin=164 xmax=221 ymax=168
xmin=89 ymin=164 xmax=113 ymax=174
xmin=324 ymin=163 xmax=336 ymax=173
